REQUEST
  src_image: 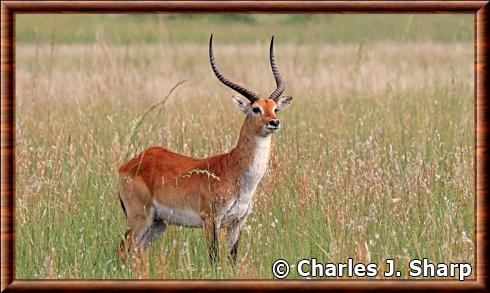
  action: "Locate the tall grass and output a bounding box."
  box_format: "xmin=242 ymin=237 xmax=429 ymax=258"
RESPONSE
xmin=15 ymin=16 xmax=474 ymax=279
xmin=16 ymin=14 xmax=473 ymax=45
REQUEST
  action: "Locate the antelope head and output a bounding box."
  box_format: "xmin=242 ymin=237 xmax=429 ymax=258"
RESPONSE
xmin=209 ymin=35 xmax=293 ymax=137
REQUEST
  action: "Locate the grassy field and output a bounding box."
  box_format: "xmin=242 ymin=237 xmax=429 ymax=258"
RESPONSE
xmin=15 ymin=14 xmax=474 ymax=279
xmin=17 ymin=14 xmax=473 ymax=44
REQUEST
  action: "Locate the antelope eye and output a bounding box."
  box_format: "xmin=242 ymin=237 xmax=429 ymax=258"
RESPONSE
xmin=252 ymin=107 xmax=262 ymax=114
xmin=274 ymin=108 xmax=279 ymax=113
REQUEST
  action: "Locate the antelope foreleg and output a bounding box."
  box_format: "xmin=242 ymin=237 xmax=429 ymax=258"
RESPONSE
xmin=227 ymin=225 xmax=242 ymax=264
xmin=203 ymin=216 xmax=219 ymax=263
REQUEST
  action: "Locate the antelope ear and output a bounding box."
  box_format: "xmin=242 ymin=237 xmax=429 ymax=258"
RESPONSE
xmin=231 ymin=95 xmax=251 ymax=114
xmin=276 ymin=96 xmax=293 ymax=111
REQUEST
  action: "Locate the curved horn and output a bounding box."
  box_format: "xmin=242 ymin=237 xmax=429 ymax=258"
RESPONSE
xmin=209 ymin=34 xmax=259 ymax=103
xmin=268 ymin=35 xmax=285 ymax=101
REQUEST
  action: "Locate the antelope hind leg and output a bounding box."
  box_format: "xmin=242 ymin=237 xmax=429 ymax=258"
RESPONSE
xmin=118 ymin=213 xmax=155 ymax=262
xmin=138 ymin=217 xmax=167 ymax=250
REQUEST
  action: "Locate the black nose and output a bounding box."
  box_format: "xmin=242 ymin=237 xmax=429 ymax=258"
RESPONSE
xmin=268 ymin=119 xmax=280 ymax=127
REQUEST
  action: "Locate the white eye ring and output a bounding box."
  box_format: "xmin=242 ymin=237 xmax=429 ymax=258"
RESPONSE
xmin=252 ymin=107 xmax=262 ymax=114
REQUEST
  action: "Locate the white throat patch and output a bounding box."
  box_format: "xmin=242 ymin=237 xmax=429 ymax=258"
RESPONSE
xmin=243 ymin=135 xmax=272 ymax=189
xmin=221 ymin=135 xmax=271 ymax=226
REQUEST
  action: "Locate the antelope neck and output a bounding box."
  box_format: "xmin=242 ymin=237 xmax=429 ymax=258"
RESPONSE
xmin=229 ymin=116 xmax=272 ymax=180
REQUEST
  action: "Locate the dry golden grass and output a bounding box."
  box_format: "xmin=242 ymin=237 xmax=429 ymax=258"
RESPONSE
xmin=15 ymin=40 xmax=474 ymax=279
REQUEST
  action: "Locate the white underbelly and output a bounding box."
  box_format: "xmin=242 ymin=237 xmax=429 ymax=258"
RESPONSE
xmin=153 ymin=200 xmax=203 ymax=228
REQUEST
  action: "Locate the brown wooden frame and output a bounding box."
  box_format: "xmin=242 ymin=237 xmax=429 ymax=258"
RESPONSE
xmin=1 ymin=1 xmax=488 ymax=292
